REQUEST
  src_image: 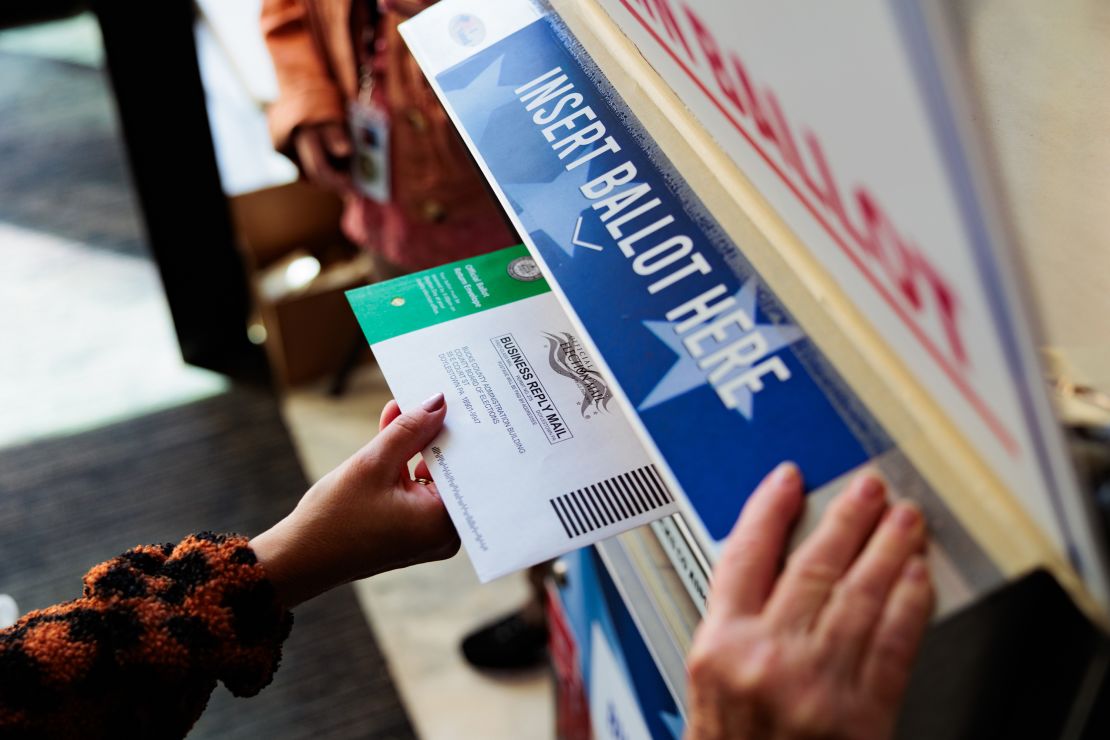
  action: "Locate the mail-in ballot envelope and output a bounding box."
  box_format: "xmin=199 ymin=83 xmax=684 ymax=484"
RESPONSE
xmin=347 ymin=245 xmax=678 ymax=581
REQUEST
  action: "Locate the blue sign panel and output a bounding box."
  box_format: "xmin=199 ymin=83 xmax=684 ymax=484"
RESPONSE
xmin=438 ymin=17 xmax=888 ymax=540
xmin=557 ymin=547 xmax=683 ymax=739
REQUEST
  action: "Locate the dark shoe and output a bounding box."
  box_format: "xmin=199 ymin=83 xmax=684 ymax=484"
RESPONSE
xmin=461 ymin=611 xmax=549 ymax=671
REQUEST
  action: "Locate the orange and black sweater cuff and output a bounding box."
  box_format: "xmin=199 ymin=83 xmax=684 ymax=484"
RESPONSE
xmin=0 ymin=533 xmax=293 ymax=739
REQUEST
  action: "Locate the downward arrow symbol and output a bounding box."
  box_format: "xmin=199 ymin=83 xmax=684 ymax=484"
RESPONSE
xmin=571 ymin=215 xmax=605 ymax=252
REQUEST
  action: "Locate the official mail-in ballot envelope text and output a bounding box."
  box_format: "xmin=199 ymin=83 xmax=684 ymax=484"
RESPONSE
xmin=348 ymin=245 xmax=678 ymax=581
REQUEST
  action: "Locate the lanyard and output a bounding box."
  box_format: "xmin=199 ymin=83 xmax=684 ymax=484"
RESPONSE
xmin=357 ymin=1 xmax=381 ymax=104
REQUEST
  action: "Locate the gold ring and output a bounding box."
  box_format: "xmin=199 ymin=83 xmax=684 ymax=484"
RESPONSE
xmin=414 ymin=477 xmax=432 ymax=486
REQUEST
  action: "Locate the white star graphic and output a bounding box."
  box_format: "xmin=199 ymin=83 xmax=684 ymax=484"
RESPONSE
xmin=638 ymin=279 xmax=804 ymax=418
xmin=442 ymin=53 xmax=511 ymax=141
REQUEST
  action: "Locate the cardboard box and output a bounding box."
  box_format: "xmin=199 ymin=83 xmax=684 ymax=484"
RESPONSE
xmin=228 ymin=180 xmax=372 ymax=387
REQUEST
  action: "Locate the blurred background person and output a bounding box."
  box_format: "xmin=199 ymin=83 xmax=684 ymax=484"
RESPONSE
xmin=262 ymin=0 xmax=516 ymax=277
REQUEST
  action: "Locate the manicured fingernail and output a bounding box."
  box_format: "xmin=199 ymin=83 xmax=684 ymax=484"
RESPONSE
xmin=905 ymin=558 xmax=928 ymax=582
xmin=856 ymin=475 xmax=884 ymax=503
xmin=892 ymin=504 xmax=921 ymax=530
xmin=422 ymin=392 xmax=445 ymax=412
xmin=772 ymin=461 xmax=799 ymax=486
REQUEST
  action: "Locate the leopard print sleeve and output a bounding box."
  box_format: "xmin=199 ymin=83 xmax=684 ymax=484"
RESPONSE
xmin=0 ymin=533 xmax=293 ymax=739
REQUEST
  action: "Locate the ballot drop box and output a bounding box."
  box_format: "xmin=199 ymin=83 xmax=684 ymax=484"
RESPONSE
xmin=399 ymin=1 xmax=1110 ymax=736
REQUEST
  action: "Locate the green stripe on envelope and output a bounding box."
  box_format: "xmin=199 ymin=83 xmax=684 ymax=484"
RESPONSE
xmin=347 ymin=244 xmax=551 ymax=344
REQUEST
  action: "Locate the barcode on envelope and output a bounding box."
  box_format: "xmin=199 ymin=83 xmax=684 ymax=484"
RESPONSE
xmin=549 ymin=465 xmax=674 ymax=539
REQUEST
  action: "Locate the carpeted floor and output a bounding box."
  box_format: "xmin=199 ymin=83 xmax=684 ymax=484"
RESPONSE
xmin=0 ymin=43 xmax=228 ymax=447
xmin=0 ymin=387 xmax=416 ymax=739
xmin=0 ymin=49 xmax=146 ymax=257
xmin=0 ymin=34 xmax=416 ymax=738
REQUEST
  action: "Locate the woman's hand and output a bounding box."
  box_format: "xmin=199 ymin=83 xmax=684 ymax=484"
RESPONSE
xmin=685 ymin=464 xmax=934 ymax=740
xmin=251 ymin=394 xmax=460 ymax=607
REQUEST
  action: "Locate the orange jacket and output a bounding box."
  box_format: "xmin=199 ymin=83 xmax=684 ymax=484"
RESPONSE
xmin=261 ymin=0 xmax=515 ymax=269
xmin=0 ymin=534 xmax=292 ymax=737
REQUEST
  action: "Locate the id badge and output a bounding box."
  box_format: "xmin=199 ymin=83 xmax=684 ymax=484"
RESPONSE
xmin=349 ymin=100 xmax=391 ymax=203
